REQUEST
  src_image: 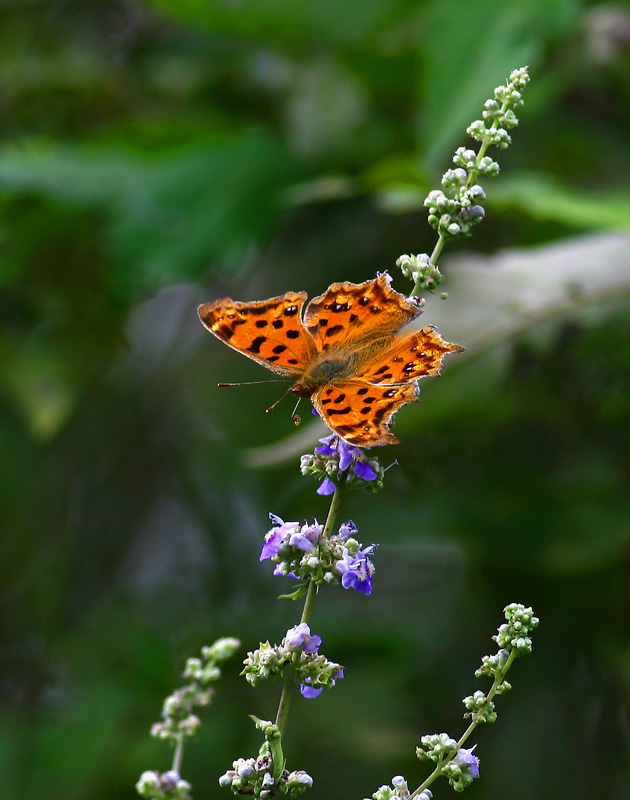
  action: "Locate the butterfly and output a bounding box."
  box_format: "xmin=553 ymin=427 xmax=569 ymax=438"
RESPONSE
xmin=198 ymin=273 xmax=463 ymax=447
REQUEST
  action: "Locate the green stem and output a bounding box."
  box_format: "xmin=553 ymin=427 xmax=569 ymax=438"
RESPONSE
xmin=465 ymin=93 xmax=510 ymax=191
xmin=172 ymin=732 xmax=185 ymax=774
xmin=274 ymin=472 xmax=348 ymax=735
xmin=409 ymin=649 xmax=517 ymax=799
xmin=410 ymin=234 xmax=446 ymax=297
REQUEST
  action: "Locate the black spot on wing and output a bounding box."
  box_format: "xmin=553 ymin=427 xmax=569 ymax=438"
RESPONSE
xmin=324 ymin=301 xmax=351 ymax=313
xmin=249 ymin=305 xmax=272 ymax=316
xmin=326 ymin=407 xmax=352 ymax=416
xmin=325 ymin=324 xmax=344 ymax=338
xmin=247 ymin=336 xmax=266 ymax=354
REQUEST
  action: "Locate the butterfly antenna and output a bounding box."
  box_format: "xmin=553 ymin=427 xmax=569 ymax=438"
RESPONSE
xmin=265 ymin=389 xmax=291 ymax=414
xmin=218 ymin=379 xmax=290 ymax=387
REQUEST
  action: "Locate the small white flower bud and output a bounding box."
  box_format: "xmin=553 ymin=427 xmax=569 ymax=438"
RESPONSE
xmin=161 ymin=770 xmax=180 ymax=790
xmin=236 ymin=760 xmax=255 ymax=778
xmin=218 ymin=771 xmax=233 ymax=787
xmin=137 ymin=771 xmax=161 ymax=792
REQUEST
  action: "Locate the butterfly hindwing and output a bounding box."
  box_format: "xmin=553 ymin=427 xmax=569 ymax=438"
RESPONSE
xmin=357 ymin=326 xmax=465 ymax=385
xmin=198 ymin=293 xmax=317 ymax=375
xmin=312 ymin=381 xmax=419 ymax=447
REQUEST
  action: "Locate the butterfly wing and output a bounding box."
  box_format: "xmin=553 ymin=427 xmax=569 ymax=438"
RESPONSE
xmin=198 ymin=293 xmax=317 ymax=376
xmin=312 ymin=381 xmax=419 ymax=447
xmin=357 ymin=326 xmax=464 ymax=385
xmin=312 ymin=326 xmax=463 ymax=447
xmin=303 ymin=274 xmax=422 ymax=352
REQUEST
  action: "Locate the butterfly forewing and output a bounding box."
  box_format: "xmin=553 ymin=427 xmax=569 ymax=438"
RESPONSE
xmin=312 ymin=381 xmax=419 ymax=447
xmin=303 ymin=274 xmax=421 ymax=352
xmin=198 ymin=293 xmax=316 ymax=375
xmin=357 ymin=326 xmax=465 ymax=385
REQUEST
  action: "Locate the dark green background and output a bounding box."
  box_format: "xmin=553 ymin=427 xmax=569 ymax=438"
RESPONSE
xmin=1 ymin=1 xmax=629 ymax=798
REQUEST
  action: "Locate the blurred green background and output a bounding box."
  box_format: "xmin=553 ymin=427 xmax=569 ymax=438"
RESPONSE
xmin=2 ymin=1 xmax=630 ymax=798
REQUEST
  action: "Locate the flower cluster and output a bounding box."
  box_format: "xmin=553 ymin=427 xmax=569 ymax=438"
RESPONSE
xmin=300 ymin=433 xmax=384 ymax=495
xmin=137 ymin=770 xmax=192 ymax=800
xmin=219 ymin=757 xmax=313 ymax=798
xmin=396 ymin=253 xmax=444 ymax=299
xmin=492 ymin=602 xmax=539 ymax=655
xmin=463 ymin=603 xmax=539 ymax=724
xmin=414 ymin=604 xmax=537 ymax=795
xmin=137 ymin=638 xmax=240 ymax=800
xmin=423 ymin=66 xmax=529 ymax=243
xmin=149 ymin=638 xmax=240 ymax=748
xmin=368 ymin=776 xmax=432 ymax=800
xmin=241 ymin=623 xmax=344 ymax=699
xmin=261 ymin=514 xmax=376 ymax=595
xmin=441 ymin=747 xmax=481 ymax=792
xmin=417 ymin=735 xmax=480 ymax=793
xmin=424 ymin=178 xmax=487 ymax=241
xmin=219 ymin=717 xmax=313 ymax=798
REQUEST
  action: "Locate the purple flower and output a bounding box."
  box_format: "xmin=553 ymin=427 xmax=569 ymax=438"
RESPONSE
xmin=336 ymin=547 xmax=374 ymax=595
xmin=289 ymin=521 xmax=323 ymax=552
xmin=316 ymin=477 xmax=336 ymax=496
xmin=338 ymin=520 xmax=357 ymax=540
xmin=260 ymin=514 xmax=299 ymax=560
xmin=455 ymin=746 xmax=480 ymax=779
xmin=285 ymin=623 xmax=321 ymax=653
xmin=273 ymin=562 xmax=297 ymax=578
xmin=316 ymin=434 xmax=378 ymax=483
xmin=300 ymin=678 xmax=323 ymax=699
xmin=337 ymin=443 xmax=355 ymax=472
xmin=330 ymin=667 xmax=345 ymax=685
xmin=353 ymin=459 xmax=377 ymax=481
xmin=315 ymin=435 xmax=335 ymax=456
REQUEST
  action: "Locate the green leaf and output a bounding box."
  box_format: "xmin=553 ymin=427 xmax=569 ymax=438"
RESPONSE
xmin=0 ymin=129 xmax=294 ymax=292
xmin=417 ymin=0 xmax=579 ymax=169
xmin=146 ymin=0 xmax=417 ymax=48
xmin=491 ymin=173 xmax=630 ymax=230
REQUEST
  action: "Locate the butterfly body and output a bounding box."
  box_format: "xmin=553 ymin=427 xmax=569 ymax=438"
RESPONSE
xmin=292 ymin=352 xmax=363 ymax=395
xmin=199 ymin=274 xmax=463 ymax=447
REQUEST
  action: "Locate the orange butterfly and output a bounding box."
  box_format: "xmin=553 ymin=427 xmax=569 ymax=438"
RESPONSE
xmin=198 ymin=274 xmax=463 ymax=447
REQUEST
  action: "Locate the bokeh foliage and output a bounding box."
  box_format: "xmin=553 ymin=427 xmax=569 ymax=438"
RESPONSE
xmin=1 ymin=1 xmax=629 ymax=799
